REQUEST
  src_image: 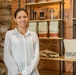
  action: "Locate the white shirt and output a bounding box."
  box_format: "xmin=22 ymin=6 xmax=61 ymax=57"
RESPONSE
xmin=4 ymin=28 xmax=40 ymax=75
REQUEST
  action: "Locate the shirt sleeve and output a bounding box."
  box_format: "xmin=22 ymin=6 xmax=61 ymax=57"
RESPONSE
xmin=22 ymin=33 xmax=40 ymax=75
xmin=4 ymin=32 xmax=20 ymax=75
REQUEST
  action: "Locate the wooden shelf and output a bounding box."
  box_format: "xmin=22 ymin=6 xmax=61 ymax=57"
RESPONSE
xmin=28 ymin=19 xmax=64 ymax=22
xmin=39 ymin=70 xmax=72 ymax=75
xmin=25 ymin=0 xmax=63 ymax=6
xmin=39 ymin=37 xmax=63 ymax=40
xmin=0 ymin=0 xmax=11 ymax=2
xmin=40 ymin=56 xmax=76 ymax=61
xmin=72 ymin=18 xmax=76 ymax=20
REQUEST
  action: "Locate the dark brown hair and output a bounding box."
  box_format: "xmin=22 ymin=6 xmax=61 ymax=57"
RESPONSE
xmin=14 ymin=8 xmax=28 ymax=19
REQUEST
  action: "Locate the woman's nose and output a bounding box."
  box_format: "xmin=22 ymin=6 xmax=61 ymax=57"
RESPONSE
xmin=21 ymin=17 xmax=25 ymax=21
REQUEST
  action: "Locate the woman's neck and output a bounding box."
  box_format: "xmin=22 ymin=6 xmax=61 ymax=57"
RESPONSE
xmin=17 ymin=26 xmax=27 ymax=35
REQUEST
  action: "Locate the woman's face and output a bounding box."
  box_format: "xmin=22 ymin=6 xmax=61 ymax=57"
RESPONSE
xmin=14 ymin=10 xmax=28 ymax=28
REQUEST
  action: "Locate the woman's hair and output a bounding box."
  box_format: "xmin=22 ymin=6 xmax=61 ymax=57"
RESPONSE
xmin=14 ymin=8 xmax=28 ymax=19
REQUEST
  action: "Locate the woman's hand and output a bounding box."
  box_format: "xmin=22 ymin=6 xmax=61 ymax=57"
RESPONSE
xmin=17 ymin=72 xmax=23 ymax=75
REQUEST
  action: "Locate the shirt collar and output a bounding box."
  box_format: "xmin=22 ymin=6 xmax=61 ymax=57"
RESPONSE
xmin=13 ymin=27 xmax=31 ymax=36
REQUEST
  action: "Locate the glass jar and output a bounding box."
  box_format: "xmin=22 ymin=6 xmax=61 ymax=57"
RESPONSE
xmin=50 ymin=9 xmax=54 ymax=19
xmin=39 ymin=12 xmax=44 ymax=20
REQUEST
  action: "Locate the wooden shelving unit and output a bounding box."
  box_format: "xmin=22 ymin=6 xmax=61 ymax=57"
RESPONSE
xmin=39 ymin=37 xmax=63 ymax=40
xmin=25 ymin=0 xmax=63 ymax=6
xmin=72 ymin=1 xmax=76 ymax=75
xmin=25 ymin=0 xmax=64 ymax=75
xmin=28 ymin=19 xmax=64 ymax=22
xmin=39 ymin=70 xmax=72 ymax=75
xmin=72 ymin=18 xmax=76 ymax=20
xmin=41 ymin=56 xmax=76 ymax=62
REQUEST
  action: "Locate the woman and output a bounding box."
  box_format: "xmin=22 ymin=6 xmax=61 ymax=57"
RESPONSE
xmin=4 ymin=8 xmax=39 ymax=75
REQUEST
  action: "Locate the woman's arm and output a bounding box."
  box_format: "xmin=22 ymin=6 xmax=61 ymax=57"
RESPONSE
xmin=4 ymin=31 xmax=20 ymax=75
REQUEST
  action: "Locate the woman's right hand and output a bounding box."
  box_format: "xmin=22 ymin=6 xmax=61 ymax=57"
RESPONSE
xmin=17 ymin=72 xmax=23 ymax=75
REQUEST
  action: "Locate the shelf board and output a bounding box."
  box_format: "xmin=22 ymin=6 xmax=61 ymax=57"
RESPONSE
xmin=39 ymin=37 xmax=63 ymax=40
xmin=25 ymin=0 xmax=63 ymax=6
xmin=28 ymin=19 xmax=64 ymax=22
xmin=40 ymin=56 xmax=76 ymax=61
xmin=72 ymin=18 xmax=76 ymax=20
xmin=39 ymin=70 xmax=72 ymax=75
xmin=0 ymin=0 xmax=11 ymax=2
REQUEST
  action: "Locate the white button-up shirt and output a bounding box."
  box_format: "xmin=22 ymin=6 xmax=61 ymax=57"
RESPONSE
xmin=4 ymin=28 xmax=39 ymax=75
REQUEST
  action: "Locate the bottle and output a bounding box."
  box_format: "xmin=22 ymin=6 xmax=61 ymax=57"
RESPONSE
xmin=50 ymin=9 xmax=54 ymax=19
xmin=33 ymin=11 xmax=37 ymax=20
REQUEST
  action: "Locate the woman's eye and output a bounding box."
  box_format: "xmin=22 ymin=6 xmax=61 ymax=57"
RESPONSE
xmin=18 ymin=16 xmax=21 ymax=18
xmin=23 ymin=16 xmax=27 ymax=18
